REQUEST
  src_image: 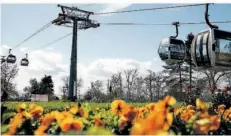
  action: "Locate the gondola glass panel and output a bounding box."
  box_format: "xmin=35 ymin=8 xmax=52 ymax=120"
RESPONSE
xmin=213 ymin=29 xmax=231 ymax=68
xmin=158 ymin=38 xmax=185 ymax=63
xmin=191 ymin=30 xmax=211 ymax=68
xmin=192 ymin=29 xmax=231 ymax=69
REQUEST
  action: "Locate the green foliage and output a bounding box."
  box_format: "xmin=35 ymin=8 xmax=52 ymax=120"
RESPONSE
xmin=212 ymin=92 xmax=231 ymax=109
xmin=1 ymin=112 xmax=16 ymax=124
xmin=1 ymin=124 xmax=9 ymax=134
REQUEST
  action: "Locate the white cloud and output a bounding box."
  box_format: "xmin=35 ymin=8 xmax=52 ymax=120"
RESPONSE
xmin=99 ymin=3 xmax=132 ymax=16
xmin=2 ymin=44 xmax=165 ymax=96
xmin=1 ymin=44 xmax=11 ymax=55
xmin=19 ymin=47 xmax=29 ymax=53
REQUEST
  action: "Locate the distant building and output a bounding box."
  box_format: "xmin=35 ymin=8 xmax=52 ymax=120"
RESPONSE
xmin=31 ymin=94 xmax=50 ymax=101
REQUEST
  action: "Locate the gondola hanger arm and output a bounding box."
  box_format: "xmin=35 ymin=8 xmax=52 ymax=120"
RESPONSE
xmin=205 ymin=4 xmax=219 ymax=29
xmin=9 ymin=49 xmax=12 ymax=54
xmin=170 ymin=22 xmax=180 ymax=39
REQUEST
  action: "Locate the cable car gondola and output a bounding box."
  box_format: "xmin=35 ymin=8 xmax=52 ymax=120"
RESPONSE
xmin=20 ymin=54 xmax=29 ymax=66
xmin=158 ymin=22 xmax=186 ymax=63
xmin=191 ymin=4 xmax=231 ymax=70
xmin=1 ymin=56 xmax=6 ymax=64
xmin=6 ymin=49 xmax=17 ymax=64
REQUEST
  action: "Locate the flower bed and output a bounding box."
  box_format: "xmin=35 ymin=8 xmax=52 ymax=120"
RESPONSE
xmin=2 ymin=96 xmax=231 ymax=135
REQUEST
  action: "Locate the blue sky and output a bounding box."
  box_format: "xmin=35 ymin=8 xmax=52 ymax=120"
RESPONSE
xmin=1 ymin=3 xmax=231 ymax=94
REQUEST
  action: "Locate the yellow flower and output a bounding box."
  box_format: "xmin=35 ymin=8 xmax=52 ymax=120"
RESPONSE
xmin=196 ymin=99 xmax=209 ymax=112
xmin=29 ymin=103 xmax=36 ymax=111
xmin=17 ymin=103 xmax=27 ymax=113
xmin=164 ymin=96 xmax=176 ymax=106
xmin=69 ymin=105 xmax=86 ymax=117
xmin=111 ymin=100 xmax=127 ymax=115
xmin=22 ymin=111 xmax=32 ymax=119
xmin=69 ymin=105 xmax=78 ymax=115
xmin=162 ymin=113 xmax=173 ymax=131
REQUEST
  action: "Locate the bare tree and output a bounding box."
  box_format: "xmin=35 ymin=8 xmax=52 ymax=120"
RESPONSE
xmin=124 ymin=69 xmax=139 ymax=101
xmin=152 ymin=71 xmax=166 ymax=100
xmin=1 ymin=63 xmax=19 ymax=100
xmin=133 ymin=76 xmax=146 ymax=101
xmin=200 ymin=69 xmax=231 ymax=93
xmin=109 ymin=71 xmax=123 ymax=99
xmin=143 ymin=70 xmax=156 ymax=101
xmin=60 ymin=76 xmax=83 ymax=99
xmin=91 ymin=80 xmax=104 ymax=101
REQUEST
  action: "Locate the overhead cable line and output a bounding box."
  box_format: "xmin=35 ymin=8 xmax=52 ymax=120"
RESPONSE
xmin=62 ymin=20 xmax=231 ymax=28
xmin=30 ymin=32 xmax=72 ymax=52
xmin=78 ymin=4 xmax=95 ymax=8
xmin=94 ymin=4 xmax=207 ymax=15
xmin=100 ymin=21 xmax=231 ymax=26
xmin=12 ymin=21 xmax=53 ymax=49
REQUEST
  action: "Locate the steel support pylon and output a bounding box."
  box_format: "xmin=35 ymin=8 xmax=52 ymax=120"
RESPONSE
xmin=68 ymin=19 xmax=78 ymax=101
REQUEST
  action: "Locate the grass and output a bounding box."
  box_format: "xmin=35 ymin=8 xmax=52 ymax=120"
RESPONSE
xmin=1 ymin=124 xmax=8 ymax=134
xmin=3 ymin=100 xmax=183 ymax=113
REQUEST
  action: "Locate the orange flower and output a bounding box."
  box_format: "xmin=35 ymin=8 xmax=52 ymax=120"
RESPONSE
xmin=216 ymin=104 xmax=226 ymax=115
xmin=94 ymin=117 xmax=104 ymax=127
xmin=111 ymin=100 xmax=127 ymax=115
xmin=36 ymin=111 xmax=57 ymax=134
xmin=29 ymin=105 xmax=43 ymax=119
xmin=174 ymin=108 xmax=181 ymax=116
xmin=186 ymin=105 xmax=195 ymax=110
xmin=223 ymin=107 xmax=231 ymax=121
xmin=130 ymin=112 xmax=170 ymax=135
xmin=34 ymin=125 xmax=47 ymax=135
xmin=122 ymin=106 xmax=137 ymax=122
xmin=209 ymin=115 xmax=221 ymax=131
xmin=60 ymin=117 xmax=83 ymax=132
xmin=146 ymin=103 xmax=155 ymax=112
xmin=195 ymin=115 xmax=221 ymax=134
xmin=5 ymin=113 xmax=24 ymax=135
xmin=195 ymin=118 xmax=211 ymax=134
xmin=180 ymin=110 xmax=195 ymax=122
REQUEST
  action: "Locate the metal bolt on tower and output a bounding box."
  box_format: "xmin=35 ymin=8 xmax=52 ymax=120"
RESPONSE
xmin=52 ymin=4 xmax=100 ymax=101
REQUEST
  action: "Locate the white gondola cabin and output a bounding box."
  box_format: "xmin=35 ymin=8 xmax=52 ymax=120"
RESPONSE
xmin=191 ymin=28 xmax=231 ymax=70
xmin=20 ymin=54 xmax=29 ymax=66
xmin=158 ymin=37 xmax=186 ymax=63
xmin=6 ymin=49 xmax=16 ymax=64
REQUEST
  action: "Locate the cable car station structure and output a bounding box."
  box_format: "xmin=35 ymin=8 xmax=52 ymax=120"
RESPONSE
xmin=1 ymin=3 xmax=230 ymax=101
